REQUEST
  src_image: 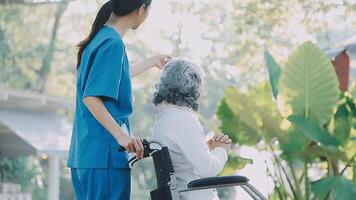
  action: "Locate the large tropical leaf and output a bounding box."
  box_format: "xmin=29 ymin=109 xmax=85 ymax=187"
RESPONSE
xmin=303 ymin=145 xmax=349 ymax=162
xmin=281 ymin=129 xmax=348 ymax=161
xmin=220 ymin=85 xmax=285 ymax=142
xmin=288 ymin=115 xmax=340 ymax=147
xmin=223 ymin=86 xmax=262 ymax=131
xmin=217 ymin=98 xmax=261 ymax=145
xmin=220 ymin=153 xmax=253 ymax=175
xmin=311 ymin=176 xmax=335 ymax=199
xmin=280 ymin=128 xmax=307 ymax=160
xmin=333 ymin=93 xmax=354 ymax=146
xmin=264 ymin=49 xmax=281 ymax=99
xmin=280 ymin=41 xmax=339 ymax=125
xmin=311 ymin=176 xmax=356 ymax=200
xmin=249 ymin=84 xmax=285 ymax=139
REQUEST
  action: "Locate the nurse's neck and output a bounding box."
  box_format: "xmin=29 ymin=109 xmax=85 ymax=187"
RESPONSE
xmin=106 ymin=15 xmax=133 ymax=38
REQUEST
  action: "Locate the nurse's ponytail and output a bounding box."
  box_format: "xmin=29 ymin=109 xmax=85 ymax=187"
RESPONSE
xmin=76 ymin=0 xmax=152 ymax=69
xmin=77 ymin=1 xmax=112 ymax=69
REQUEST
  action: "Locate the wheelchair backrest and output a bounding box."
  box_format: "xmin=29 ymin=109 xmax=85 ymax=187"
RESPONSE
xmin=151 ymin=146 xmax=175 ymax=188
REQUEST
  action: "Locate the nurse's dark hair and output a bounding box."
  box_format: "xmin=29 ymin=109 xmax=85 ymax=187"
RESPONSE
xmin=76 ymin=0 xmax=152 ymax=69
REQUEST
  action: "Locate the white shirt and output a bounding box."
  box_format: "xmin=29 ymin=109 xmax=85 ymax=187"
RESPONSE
xmin=152 ymin=104 xmax=228 ymax=200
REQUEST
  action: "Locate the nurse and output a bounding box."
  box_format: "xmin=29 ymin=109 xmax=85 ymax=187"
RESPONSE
xmin=67 ymin=0 xmax=170 ymax=199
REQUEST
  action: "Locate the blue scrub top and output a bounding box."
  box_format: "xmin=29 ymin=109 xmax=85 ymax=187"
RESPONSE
xmin=67 ymin=26 xmax=132 ymax=169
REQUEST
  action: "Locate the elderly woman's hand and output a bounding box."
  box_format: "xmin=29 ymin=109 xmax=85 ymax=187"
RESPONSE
xmin=207 ymin=133 xmax=232 ymax=151
xmin=212 ymin=133 xmax=231 ymax=143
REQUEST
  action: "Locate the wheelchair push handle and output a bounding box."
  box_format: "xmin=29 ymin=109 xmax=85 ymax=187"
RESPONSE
xmin=118 ymin=139 xmax=163 ymax=152
xmin=117 ymin=139 xmax=150 ymax=153
xmin=118 ymin=139 xmax=164 ymax=167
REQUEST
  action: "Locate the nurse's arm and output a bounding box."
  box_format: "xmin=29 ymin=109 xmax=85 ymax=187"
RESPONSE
xmin=83 ymin=96 xmax=144 ymax=158
xmin=131 ymin=55 xmax=171 ymax=77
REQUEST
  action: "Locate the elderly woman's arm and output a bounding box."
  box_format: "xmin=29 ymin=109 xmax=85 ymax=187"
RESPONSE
xmin=174 ymin=114 xmax=228 ymax=177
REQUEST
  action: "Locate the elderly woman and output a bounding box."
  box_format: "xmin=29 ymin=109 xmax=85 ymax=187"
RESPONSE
xmin=152 ymin=58 xmax=232 ymax=200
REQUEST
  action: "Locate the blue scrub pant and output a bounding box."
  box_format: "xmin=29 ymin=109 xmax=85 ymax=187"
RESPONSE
xmin=71 ymin=167 xmax=131 ymax=200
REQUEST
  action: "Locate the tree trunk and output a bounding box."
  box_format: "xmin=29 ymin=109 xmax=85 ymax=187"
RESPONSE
xmin=36 ymin=0 xmax=70 ymax=92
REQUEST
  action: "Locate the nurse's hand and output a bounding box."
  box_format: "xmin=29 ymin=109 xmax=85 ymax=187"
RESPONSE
xmin=118 ymin=134 xmax=144 ymax=159
xmin=150 ymin=55 xmax=172 ymax=69
xmin=130 ymin=55 xmax=172 ymax=77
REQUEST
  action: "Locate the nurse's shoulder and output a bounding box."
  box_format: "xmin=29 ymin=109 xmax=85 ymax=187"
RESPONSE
xmin=87 ymin=26 xmax=124 ymax=54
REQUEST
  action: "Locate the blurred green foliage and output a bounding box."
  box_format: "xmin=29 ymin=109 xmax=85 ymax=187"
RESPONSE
xmin=217 ymin=42 xmax=356 ymax=199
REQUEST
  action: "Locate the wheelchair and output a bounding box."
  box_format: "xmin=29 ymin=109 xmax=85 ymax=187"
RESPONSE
xmin=121 ymin=139 xmax=267 ymax=200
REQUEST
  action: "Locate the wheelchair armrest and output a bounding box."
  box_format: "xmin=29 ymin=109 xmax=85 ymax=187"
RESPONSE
xmin=186 ymin=175 xmax=249 ymax=191
xmin=178 ymin=175 xmax=267 ymax=200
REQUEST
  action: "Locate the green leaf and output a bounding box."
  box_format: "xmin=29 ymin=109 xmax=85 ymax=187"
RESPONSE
xmin=288 ymin=115 xmax=340 ymax=147
xmin=221 ymin=85 xmax=284 ymax=142
xmin=264 ymin=48 xmax=281 ymax=99
xmin=311 ymin=176 xmax=335 ymax=199
xmin=280 ymin=41 xmax=339 ymax=125
xmin=333 ymin=94 xmax=354 ymax=145
xmin=346 ymin=96 xmax=356 ymax=118
xmin=220 ymin=152 xmax=253 ymax=175
xmin=280 ymin=129 xmax=307 ymax=160
xmin=223 ymin=87 xmax=262 ymax=130
xmin=302 ymin=145 xmax=349 ymax=162
xmin=312 ymin=176 xmax=356 ymax=200
xmin=217 ymin=98 xmax=261 ymax=145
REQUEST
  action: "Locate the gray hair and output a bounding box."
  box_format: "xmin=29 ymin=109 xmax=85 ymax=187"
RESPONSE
xmin=153 ymin=58 xmax=204 ymax=111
